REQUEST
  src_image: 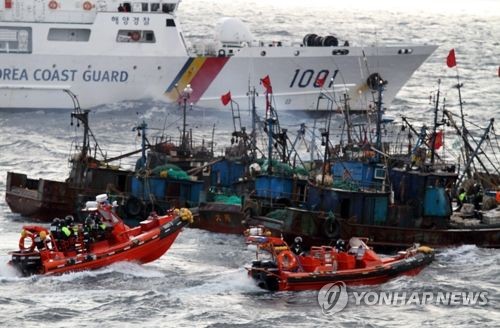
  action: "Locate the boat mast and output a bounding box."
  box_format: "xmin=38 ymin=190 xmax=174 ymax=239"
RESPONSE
xmin=249 ymin=86 xmax=258 ymax=160
xmin=374 ymin=76 xmax=387 ymax=163
xmin=179 ymin=84 xmax=193 ymax=157
xmin=132 ymin=120 xmax=148 ymax=169
xmin=430 ymin=79 xmax=441 ymax=166
xmin=66 ymin=90 xmax=90 ymax=159
xmin=453 ymin=68 xmax=471 ymax=178
xmin=71 ymin=110 xmax=91 ymax=159
xmin=343 ymin=93 xmax=352 ymax=144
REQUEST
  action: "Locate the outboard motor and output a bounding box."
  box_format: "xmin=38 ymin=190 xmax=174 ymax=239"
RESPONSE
xmin=250 ymin=260 xmax=280 ymax=291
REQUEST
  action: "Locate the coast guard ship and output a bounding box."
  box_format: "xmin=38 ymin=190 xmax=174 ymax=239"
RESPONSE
xmin=0 ymin=0 xmax=437 ymax=111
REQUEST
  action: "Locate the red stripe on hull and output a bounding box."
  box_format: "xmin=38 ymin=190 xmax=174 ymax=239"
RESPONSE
xmin=188 ymin=57 xmax=229 ymax=103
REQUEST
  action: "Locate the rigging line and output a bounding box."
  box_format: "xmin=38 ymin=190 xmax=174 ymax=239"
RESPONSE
xmin=304 ymin=128 xmax=323 ymax=160
xmin=486 ymin=138 xmax=500 ymax=170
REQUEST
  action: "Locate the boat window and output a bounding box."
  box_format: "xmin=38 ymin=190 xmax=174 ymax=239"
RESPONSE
xmin=0 ymin=27 xmax=32 ymax=53
xmin=141 ymin=2 xmax=149 ymax=11
xmin=162 ymin=3 xmax=175 ymax=13
xmin=116 ymin=30 xmax=156 ymax=43
xmin=48 ymin=28 xmax=91 ymax=42
xmin=132 ymin=2 xmax=142 ymax=12
xmin=166 ymin=19 xmax=176 ymax=27
xmin=151 ymin=3 xmax=160 ymax=11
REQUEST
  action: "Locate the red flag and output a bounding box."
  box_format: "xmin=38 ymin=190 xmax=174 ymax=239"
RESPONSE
xmin=220 ymin=91 xmax=231 ymax=106
xmin=261 ymin=75 xmax=273 ymax=93
xmin=315 ymin=76 xmax=326 ymax=88
xmin=446 ymin=49 xmax=456 ymax=68
xmin=433 ymin=130 xmax=444 ymax=150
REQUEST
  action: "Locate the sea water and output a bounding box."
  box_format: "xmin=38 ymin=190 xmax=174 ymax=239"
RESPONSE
xmin=0 ymin=0 xmax=499 ymax=326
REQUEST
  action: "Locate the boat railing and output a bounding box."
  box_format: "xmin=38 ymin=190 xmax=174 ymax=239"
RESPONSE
xmin=329 ymin=176 xmax=386 ymax=193
xmin=253 ymin=188 xmax=307 ymax=206
xmin=191 ymin=40 xmax=304 ymax=57
xmin=151 ymin=134 xmax=214 ymax=157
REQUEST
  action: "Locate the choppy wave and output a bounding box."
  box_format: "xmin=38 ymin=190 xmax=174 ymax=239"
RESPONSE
xmin=1 ymin=0 xmax=499 ymax=326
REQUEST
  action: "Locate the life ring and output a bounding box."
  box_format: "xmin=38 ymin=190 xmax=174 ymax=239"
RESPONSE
xmin=48 ymin=0 xmax=58 ymax=9
xmin=218 ymin=49 xmax=226 ymax=57
xmin=83 ymin=1 xmax=93 ymax=11
xmin=323 ymin=216 xmax=340 ymax=239
xmin=130 ymin=31 xmax=141 ymax=42
xmin=19 ymin=232 xmax=36 ymax=252
xmin=277 ymin=250 xmax=298 ymax=271
xmin=125 ymin=196 xmax=144 ymax=217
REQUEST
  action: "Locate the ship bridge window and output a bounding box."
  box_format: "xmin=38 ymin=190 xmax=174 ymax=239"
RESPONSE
xmin=151 ymin=3 xmax=160 ymax=11
xmin=141 ymin=3 xmax=149 ymax=11
xmin=162 ymin=4 xmax=176 ymax=13
xmin=48 ymin=28 xmax=91 ymax=42
xmin=116 ymin=30 xmax=156 ymax=43
xmin=123 ymin=2 xmax=132 ymax=12
xmin=0 ymin=27 xmax=32 ymax=54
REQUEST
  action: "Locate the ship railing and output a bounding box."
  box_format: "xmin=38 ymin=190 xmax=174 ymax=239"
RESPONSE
xmin=191 ymin=39 xmax=304 ymax=57
xmin=329 ymin=176 xmax=386 ymax=193
xmin=253 ymin=188 xmax=307 ymax=206
xmin=151 ymin=134 xmax=214 ymax=156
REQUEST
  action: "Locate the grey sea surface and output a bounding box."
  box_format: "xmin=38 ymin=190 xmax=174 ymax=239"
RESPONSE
xmin=1 ymin=0 xmax=499 ymax=327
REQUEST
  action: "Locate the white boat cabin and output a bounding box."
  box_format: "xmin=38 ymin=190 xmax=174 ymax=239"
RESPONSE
xmin=0 ymin=0 xmax=181 ymax=23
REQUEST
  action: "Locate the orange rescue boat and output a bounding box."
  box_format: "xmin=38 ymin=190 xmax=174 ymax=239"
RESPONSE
xmin=9 ymin=195 xmax=193 ymax=276
xmin=246 ymin=232 xmax=434 ymax=291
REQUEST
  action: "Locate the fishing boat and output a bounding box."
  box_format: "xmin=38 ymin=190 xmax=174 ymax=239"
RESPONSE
xmin=9 ymin=194 xmax=193 ymax=276
xmin=246 ymin=233 xmax=434 ymax=291
xmin=0 ymin=0 xmax=436 ymax=112
xmin=192 ymin=83 xmax=310 ymax=234
xmin=5 ymin=99 xmax=132 ymax=221
xmin=5 ymin=92 xmax=208 ymax=224
xmin=247 ymin=73 xmax=500 ymax=249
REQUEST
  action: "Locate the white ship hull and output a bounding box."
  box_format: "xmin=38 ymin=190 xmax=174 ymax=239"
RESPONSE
xmin=0 ymin=0 xmax=437 ymax=111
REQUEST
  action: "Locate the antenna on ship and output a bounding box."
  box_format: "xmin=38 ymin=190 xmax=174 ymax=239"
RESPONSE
xmin=248 ymin=86 xmax=258 ymax=160
xmin=173 ymin=83 xmax=193 ymax=157
xmin=373 ymin=75 xmax=387 ymax=163
xmin=315 ymin=70 xmax=339 ymax=185
xmin=429 ymin=79 xmax=442 ymax=166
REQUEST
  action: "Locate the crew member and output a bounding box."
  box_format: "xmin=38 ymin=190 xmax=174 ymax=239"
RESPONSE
xmin=50 ymin=218 xmax=62 ymax=240
xmin=93 ymin=216 xmax=107 ymax=241
xmin=83 ymin=216 xmax=95 ymax=250
xmin=472 ymin=183 xmax=483 ymax=211
xmin=33 ymin=231 xmax=53 ymax=251
xmin=34 ymin=231 xmax=46 ymax=251
xmin=291 ymin=236 xmax=305 ymax=256
xmin=456 ymin=188 xmax=467 ymax=211
xmin=335 ymin=239 xmax=346 ymax=252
